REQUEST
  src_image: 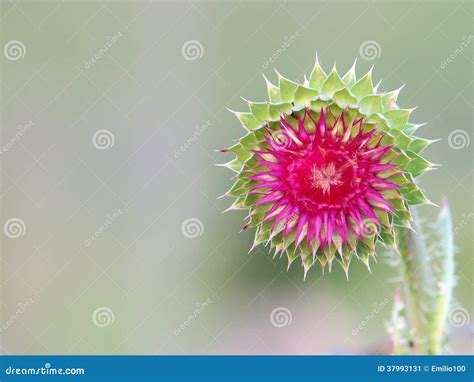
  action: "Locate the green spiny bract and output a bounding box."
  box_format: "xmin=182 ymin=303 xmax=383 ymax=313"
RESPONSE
xmin=220 ymin=55 xmax=435 ymax=278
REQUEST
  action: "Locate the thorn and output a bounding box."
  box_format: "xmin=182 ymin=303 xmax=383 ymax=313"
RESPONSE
xmin=397 ymin=84 xmax=406 ymax=93
xmin=440 ymin=196 xmax=450 ymax=212
xmin=240 ymin=224 xmax=249 ymax=232
xmin=343 ymin=267 xmax=350 ymax=281
xmin=262 ymin=73 xmax=276 ymax=90
xmin=350 ymin=58 xmax=357 ymax=70
xmin=286 ymin=258 xmax=294 ymax=271
xmin=315 ymin=52 xmax=321 ymax=66
xmin=222 ymin=205 xmax=234 ymax=213
xmin=362 ymin=258 xmax=372 ymax=273
xmin=374 ymin=79 xmax=382 ymax=92
xmin=303 ymin=262 xmax=311 ymax=280
xmin=248 ymin=243 xmax=259 ymax=254
xmin=303 ymin=75 xmax=309 ymax=86
xmin=240 ymin=96 xmax=251 ymax=105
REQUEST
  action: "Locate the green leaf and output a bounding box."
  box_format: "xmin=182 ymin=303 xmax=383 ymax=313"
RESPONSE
xmin=239 ymin=131 xmax=260 ymax=148
xmin=218 ymin=158 xmax=244 ymax=173
xmin=243 ymin=193 xmax=261 ymax=207
xmin=350 ymin=70 xmax=374 ymax=99
xmin=380 ymin=133 xmax=395 ymax=146
xmin=375 ymin=209 xmax=390 ymax=227
xmin=278 ymin=72 xmax=298 ymax=102
xmin=263 ymin=74 xmax=282 ymax=102
xmin=404 ymin=123 xmax=426 ymax=135
xmin=287 ymin=246 xmax=300 ymax=263
xmin=384 ymin=109 xmax=415 ymax=130
xmin=224 ymin=197 xmax=246 ymax=212
xmin=408 ymin=137 xmax=435 ymax=153
xmin=379 ymin=232 xmax=395 ymax=247
xmin=228 ymin=143 xmax=253 ymax=162
xmin=389 ymin=173 xmax=410 ymax=185
xmin=405 ymin=188 xmax=430 ymax=205
xmin=230 ymin=110 xmax=260 ymax=130
xmin=391 ymin=129 xmax=413 ymax=150
xmin=360 ymin=94 xmax=384 ymax=115
xmin=227 ymin=178 xmax=250 ymax=197
xmin=310 ymin=98 xmax=330 ymax=110
xmin=382 ymin=86 xmax=404 ymax=111
xmin=342 ymin=59 xmax=357 ymax=87
xmin=294 ymin=85 xmax=319 ymax=105
xmin=308 ymin=54 xmax=327 ymax=90
xmin=389 ymin=198 xmax=408 ymax=212
xmin=404 ymin=151 xmax=433 ymax=177
xmin=321 ymin=67 xmax=345 ymax=97
xmin=391 ymin=149 xmax=411 ymax=166
xmin=395 ymin=209 xmax=412 ymax=222
xmin=268 ymin=102 xmax=293 ymax=120
xmin=248 ymin=101 xmax=270 ymax=123
xmin=400 ymin=181 xmax=418 ymax=195
xmin=334 ymin=88 xmax=358 ymax=108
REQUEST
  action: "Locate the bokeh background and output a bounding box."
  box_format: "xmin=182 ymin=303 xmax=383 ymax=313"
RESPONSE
xmin=0 ymin=0 xmax=472 ymax=355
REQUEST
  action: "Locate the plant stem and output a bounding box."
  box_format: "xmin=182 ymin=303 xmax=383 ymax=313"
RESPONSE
xmin=393 ymin=203 xmax=455 ymax=354
xmin=427 ymin=199 xmax=455 ymax=354
xmin=395 ymin=215 xmax=432 ymax=354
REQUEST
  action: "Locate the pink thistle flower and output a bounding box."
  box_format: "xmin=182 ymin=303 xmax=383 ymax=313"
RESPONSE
xmin=220 ymin=56 xmax=435 ymax=278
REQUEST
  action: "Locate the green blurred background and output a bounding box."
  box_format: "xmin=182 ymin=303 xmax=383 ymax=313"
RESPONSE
xmin=0 ymin=0 xmax=472 ymax=354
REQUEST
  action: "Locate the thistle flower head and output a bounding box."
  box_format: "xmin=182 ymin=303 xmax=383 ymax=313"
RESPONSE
xmin=220 ymin=55 xmax=434 ymax=278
